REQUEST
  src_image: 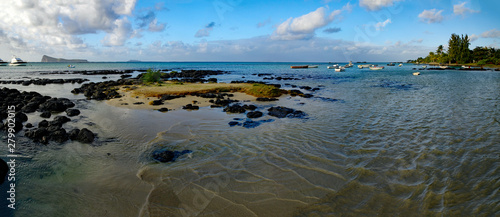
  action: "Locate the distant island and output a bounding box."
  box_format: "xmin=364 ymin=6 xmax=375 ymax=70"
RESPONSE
xmin=41 ymin=55 xmax=88 ymax=63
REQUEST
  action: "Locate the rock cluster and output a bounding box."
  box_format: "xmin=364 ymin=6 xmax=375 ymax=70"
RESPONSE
xmin=0 ymin=78 xmax=89 ymax=86
xmin=152 ymin=149 xmax=192 ymax=163
xmin=0 ymin=87 xmax=95 ymax=144
xmin=71 ymin=79 xmax=140 ymax=100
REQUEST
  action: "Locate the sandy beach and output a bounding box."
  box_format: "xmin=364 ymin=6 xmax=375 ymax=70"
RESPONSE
xmin=106 ymin=82 xmax=275 ymax=110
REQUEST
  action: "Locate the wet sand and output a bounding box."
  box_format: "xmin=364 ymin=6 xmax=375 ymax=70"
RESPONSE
xmin=106 ymin=84 xmax=259 ymax=110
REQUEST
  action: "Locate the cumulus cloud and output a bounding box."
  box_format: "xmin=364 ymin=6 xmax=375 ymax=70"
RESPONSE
xmin=418 ymin=9 xmax=444 ymax=23
xmin=272 ymin=3 xmax=352 ymax=40
xmin=101 ymin=18 xmax=133 ymax=46
xmin=195 ymin=22 xmax=216 ymax=38
xmin=323 ymin=27 xmax=341 ymax=34
xmin=374 ymin=19 xmax=391 ymax=30
xmin=470 ymin=29 xmax=500 ymax=42
xmin=135 ymin=5 xmax=167 ymax=32
xmin=453 ymin=2 xmax=479 ymax=16
xmin=480 ymin=29 xmax=500 ymax=38
xmin=359 ymin=0 xmax=401 ymax=11
xmin=0 ymin=0 xmax=137 ymax=52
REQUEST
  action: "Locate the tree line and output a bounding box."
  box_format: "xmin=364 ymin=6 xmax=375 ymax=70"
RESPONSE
xmin=409 ymin=34 xmax=500 ymax=66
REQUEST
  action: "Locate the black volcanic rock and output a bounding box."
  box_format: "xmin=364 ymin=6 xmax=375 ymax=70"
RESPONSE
xmin=268 ymin=106 xmax=306 ymax=118
xmin=75 ymin=128 xmax=95 ymax=143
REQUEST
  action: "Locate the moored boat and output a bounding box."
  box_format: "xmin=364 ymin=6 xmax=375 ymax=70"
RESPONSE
xmin=307 ymin=65 xmax=318 ymax=68
xmin=9 ymin=56 xmax=27 ymax=66
xmin=387 ymin=62 xmax=395 ymax=66
xmin=0 ymin=59 xmax=7 ymax=66
xmin=291 ymin=65 xmax=309 ymax=69
xmin=67 ymin=65 xmax=76 ymax=68
xmin=358 ymin=64 xmax=371 ymax=69
xmin=398 ymin=63 xmax=403 ymax=67
xmin=413 ymin=72 xmax=420 ymax=76
xmin=335 ymin=67 xmax=345 ymax=72
xmin=327 ymin=64 xmax=339 ymax=69
xmin=369 ymin=66 xmax=384 ymax=70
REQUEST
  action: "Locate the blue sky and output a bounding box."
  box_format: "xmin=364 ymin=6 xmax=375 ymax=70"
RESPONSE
xmin=0 ymin=0 xmax=499 ymax=62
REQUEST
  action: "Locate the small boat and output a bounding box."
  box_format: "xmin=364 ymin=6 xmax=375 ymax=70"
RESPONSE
xmin=413 ymin=72 xmax=420 ymax=76
xmin=439 ymin=66 xmax=450 ymax=69
xmin=0 ymin=59 xmax=7 ymax=66
xmin=387 ymin=62 xmax=395 ymax=66
xmin=358 ymin=64 xmax=371 ymax=69
xmin=9 ymin=56 xmax=27 ymax=66
xmin=67 ymin=65 xmax=75 ymax=68
xmin=398 ymin=63 xmax=403 ymax=67
xmin=344 ymin=61 xmax=354 ymax=68
xmin=335 ymin=67 xmax=345 ymax=72
xmin=291 ymin=65 xmax=309 ymax=69
xmin=422 ymin=65 xmax=427 ymax=69
xmin=327 ymin=64 xmax=339 ymax=69
xmin=369 ymin=66 xmax=384 ymax=70
xmin=307 ymin=65 xmax=318 ymax=68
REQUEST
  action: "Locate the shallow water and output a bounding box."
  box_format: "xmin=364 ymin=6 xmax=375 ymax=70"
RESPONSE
xmin=0 ymin=63 xmax=499 ymax=216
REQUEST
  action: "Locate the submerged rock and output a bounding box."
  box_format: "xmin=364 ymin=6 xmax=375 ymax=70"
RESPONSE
xmin=246 ymin=111 xmax=263 ymax=119
xmin=268 ymin=106 xmax=306 ymax=118
xmin=152 ymin=149 xmax=193 ymax=163
xmin=182 ymin=104 xmax=199 ymax=110
xmin=75 ymin=128 xmax=95 ymax=143
xmin=65 ymin=108 xmax=81 ymax=117
xmin=223 ymin=104 xmax=246 ymax=113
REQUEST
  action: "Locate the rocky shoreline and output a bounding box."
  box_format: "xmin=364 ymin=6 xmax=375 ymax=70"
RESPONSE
xmin=0 ymin=68 xmax=344 ymax=164
xmin=0 ymin=87 xmax=95 ymax=144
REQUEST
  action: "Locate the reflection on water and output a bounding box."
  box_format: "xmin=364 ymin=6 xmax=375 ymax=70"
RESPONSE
xmin=0 ymin=65 xmax=499 ymax=216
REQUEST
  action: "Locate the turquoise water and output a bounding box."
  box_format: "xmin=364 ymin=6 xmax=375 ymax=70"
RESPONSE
xmin=0 ymin=63 xmax=499 ymax=216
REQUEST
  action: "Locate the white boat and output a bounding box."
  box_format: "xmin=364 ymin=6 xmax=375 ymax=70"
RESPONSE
xmin=327 ymin=64 xmax=339 ymax=69
xmin=335 ymin=67 xmax=345 ymax=72
xmin=422 ymin=65 xmax=427 ymax=69
xmin=398 ymin=63 xmax=403 ymax=67
xmin=344 ymin=61 xmax=354 ymax=68
xmin=358 ymin=64 xmax=371 ymax=69
xmin=0 ymin=59 xmax=7 ymax=66
xmin=9 ymin=56 xmax=27 ymax=66
xmin=307 ymin=65 xmax=318 ymax=68
xmin=413 ymin=72 xmax=420 ymax=76
xmin=439 ymin=66 xmax=450 ymax=69
xmin=369 ymin=66 xmax=384 ymax=70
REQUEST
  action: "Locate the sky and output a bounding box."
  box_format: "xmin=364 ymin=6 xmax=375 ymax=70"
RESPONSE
xmin=0 ymin=0 xmax=499 ymax=62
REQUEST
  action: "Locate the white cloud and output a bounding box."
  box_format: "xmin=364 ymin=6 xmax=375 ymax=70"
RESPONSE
xmin=0 ymin=0 xmax=137 ymax=52
xmin=272 ymin=4 xmax=351 ymax=40
xmin=195 ymin=22 xmax=216 ymax=38
xmin=101 ymin=18 xmax=133 ymax=47
xmin=375 ymin=19 xmax=391 ymax=31
xmin=418 ymin=9 xmax=444 ymax=23
xmin=480 ymin=29 xmax=500 ymax=38
xmin=359 ymin=0 xmax=402 ymax=11
xmin=453 ymin=2 xmax=479 ymax=16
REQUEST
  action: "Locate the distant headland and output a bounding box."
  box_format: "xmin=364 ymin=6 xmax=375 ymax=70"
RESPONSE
xmin=41 ymin=55 xmax=88 ymax=63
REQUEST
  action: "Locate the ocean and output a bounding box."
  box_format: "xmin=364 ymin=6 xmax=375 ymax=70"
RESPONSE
xmin=0 ymin=62 xmax=499 ymax=216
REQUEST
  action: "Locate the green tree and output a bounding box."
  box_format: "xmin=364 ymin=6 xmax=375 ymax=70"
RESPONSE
xmin=436 ymin=45 xmax=444 ymax=55
xmin=472 ymin=46 xmax=489 ymax=63
xmin=458 ymin=34 xmax=471 ymax=64
xmin=448 ymin=34 xmax=460 ymax=64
